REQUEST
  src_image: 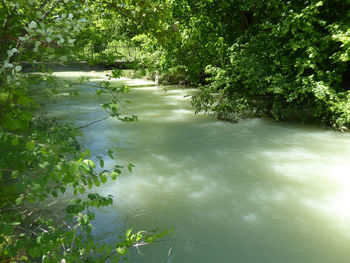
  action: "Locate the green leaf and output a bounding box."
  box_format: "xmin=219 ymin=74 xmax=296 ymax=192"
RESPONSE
xmin=99 ymin=173 xmax=107 ymax=184
xmin=116 ymin=247 xmax=126 ymax=255
xmin=39 ymin=162 xmax=49 ymax=169
xmin=66 ymin=204 xmax=85 ymax=214
xmin=145 ymin=236 xmax=154 ymax=243
xmin=84 ymin=159 xmax=96 ymax=169
xmin=70 ymin=162 xmax=79 ymax=175
xmin=128 ymin=163 xmax=135 ymax=172
xmin=59 ymin=186 xmax=66 ymax=194
xmin=20 ymin=256 xmax=28 ymax=261
xmin=78 ymin=186 xmax=85 ymax=194
xmin=110 ymin=172 xmax=118 ymax=180
xmin=93 ymin=176 xmax=100 ymax=187
xmin=11 ymin=137 xmax=19 ymax=146
xmin=51 ymin=190 xmax=58 ymax=197
xmin=99 ymin=159 xmax=104 ymax=168
xmin=12 ymin=170 xmax=20 ymax=178
xmin=28 ymin=247 xmax=41 ymax=258
xmin=108 ymin=150 xmax=114 ymax=159
xmin=15 ymin=195 xmax=24 ymax=205
xmin=125 ymin=228 xmax=133 ymax=237
xmin=25 ymin=140 xmax=35 ymax=150
xmin=82 ymin=214 xmax=88 ymax=224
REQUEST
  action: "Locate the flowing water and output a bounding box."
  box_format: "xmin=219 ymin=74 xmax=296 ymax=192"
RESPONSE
xmin=48 ymin=71 xmax=350 ymax=263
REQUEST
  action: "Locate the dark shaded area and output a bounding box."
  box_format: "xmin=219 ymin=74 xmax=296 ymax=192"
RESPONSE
xmin=341 ymin=62 xmax=350 ymax=91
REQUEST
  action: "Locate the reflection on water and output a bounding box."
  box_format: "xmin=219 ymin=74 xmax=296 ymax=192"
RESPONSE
xmin=50 ymin=72 xmax=350 ymax=263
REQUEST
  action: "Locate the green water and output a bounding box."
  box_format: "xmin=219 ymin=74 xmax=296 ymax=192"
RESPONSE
xmin=50 ymin=71 xmax=350 ymax=263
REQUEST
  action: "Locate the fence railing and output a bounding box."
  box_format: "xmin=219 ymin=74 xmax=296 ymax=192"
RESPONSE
xmin=73 ymin=45 xmax=141 ymax=63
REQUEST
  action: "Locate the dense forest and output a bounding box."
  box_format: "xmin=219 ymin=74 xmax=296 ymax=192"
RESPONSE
xmin=1 ymin=0 xmax=350 ymax=262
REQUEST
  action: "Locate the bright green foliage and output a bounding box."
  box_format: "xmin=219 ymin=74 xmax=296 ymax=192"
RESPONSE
xmin=0 ymin=1 xmax=166 ymax=262
xmin=191 ymin=0 xmax=350 ymax=128
xmin=103 ymin=0 xmax=350 ymax=128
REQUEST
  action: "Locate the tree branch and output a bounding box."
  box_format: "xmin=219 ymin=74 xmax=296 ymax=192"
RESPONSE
xmin=41 ymin=0 xmax=62 ymax=21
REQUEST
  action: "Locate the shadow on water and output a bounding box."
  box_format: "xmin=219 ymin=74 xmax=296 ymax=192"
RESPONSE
xmin=48 ymin=72 xmax=350 ymax=263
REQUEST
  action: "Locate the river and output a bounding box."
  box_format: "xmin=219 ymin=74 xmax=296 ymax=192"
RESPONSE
xmin=48 ymin=71 xmax=350 ymax=263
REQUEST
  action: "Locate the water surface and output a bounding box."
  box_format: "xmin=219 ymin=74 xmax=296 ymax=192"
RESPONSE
xmin=50 ymin=72 xmax=350 ymax=263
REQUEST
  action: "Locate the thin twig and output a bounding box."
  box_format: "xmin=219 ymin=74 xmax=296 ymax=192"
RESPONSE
xmin=135 ymin=245 xmax=144 ymax=255
xmin=70 ymin=228 xmax=78 ymax=252
xmin=74 ymin=116 xmax=111 ymax=130
xmin=16 ymin=226 xmax=39 ymax=236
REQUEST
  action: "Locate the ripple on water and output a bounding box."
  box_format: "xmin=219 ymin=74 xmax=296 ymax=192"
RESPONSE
xmin=49 ymin=72 xmax=350 ymax=263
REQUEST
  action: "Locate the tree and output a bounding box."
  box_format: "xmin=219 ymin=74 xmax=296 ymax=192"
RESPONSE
xmin=113 ymin=0 xmax=350 ymax=128
xmin=0 ymin=1 xmax=165 ymax=262
xmin=192 ymin=0 xmax=350 ymax=128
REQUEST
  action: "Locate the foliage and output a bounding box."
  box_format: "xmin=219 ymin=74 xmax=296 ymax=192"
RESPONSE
xmin=2 ymin=0 xmax=349 ymax=261
xmin=192 ymin=0 xmax=350 ymax=128
xmin=0 ymin=0 xmax=166 ymax=262
xmin=100 ymin=0 xmax=350 ymax=128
